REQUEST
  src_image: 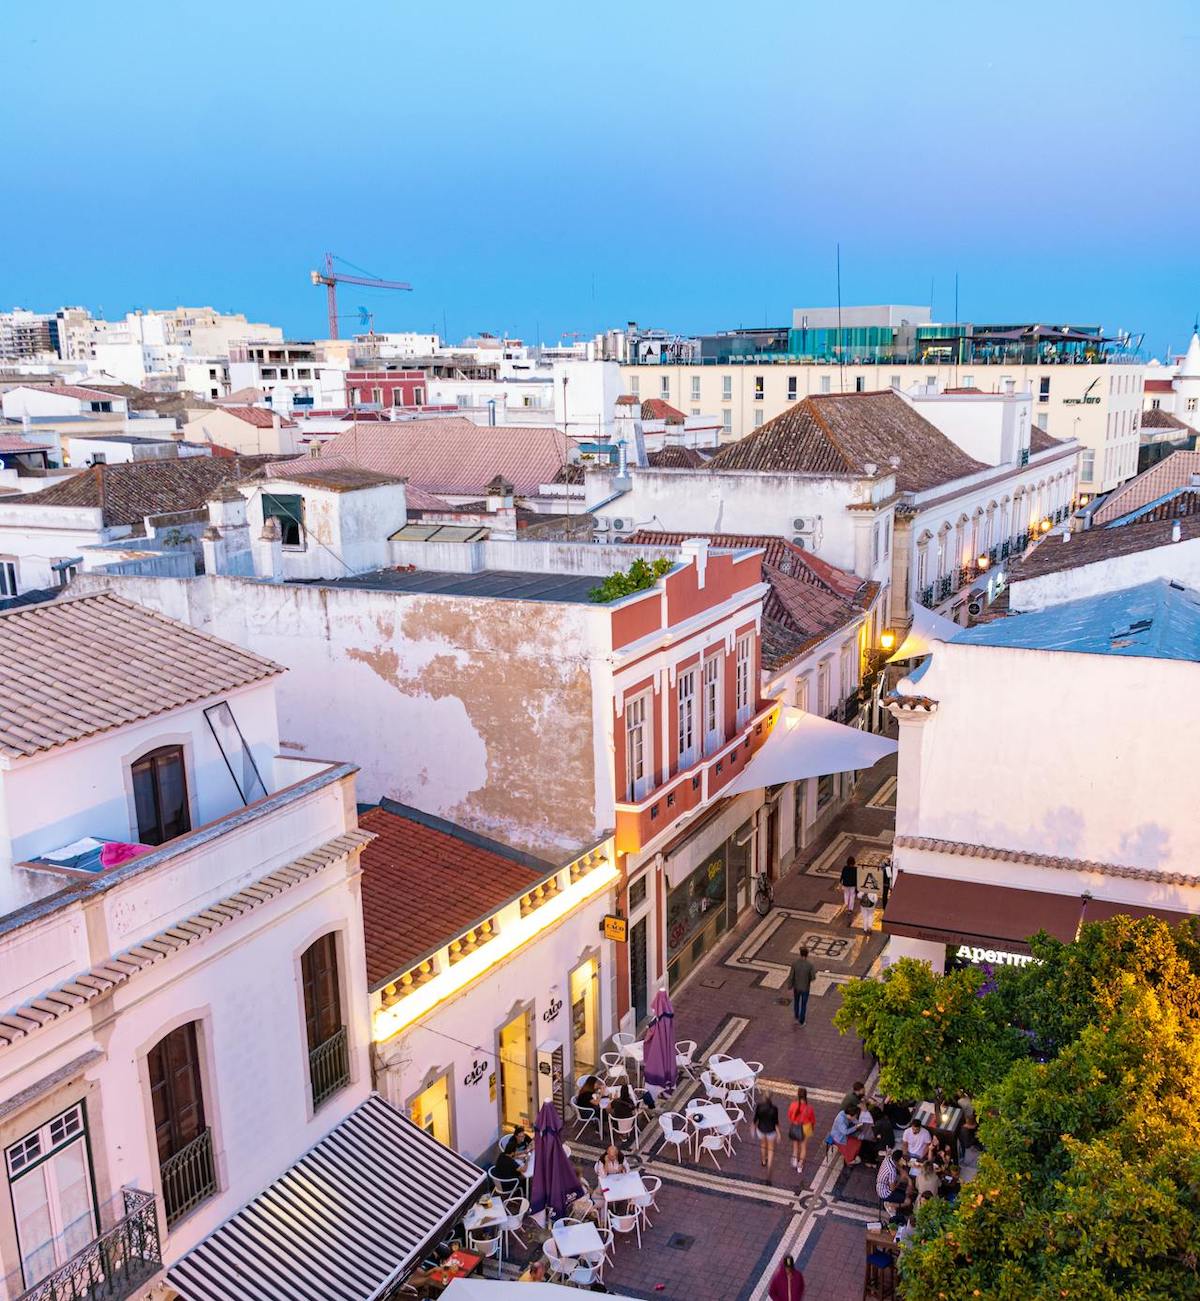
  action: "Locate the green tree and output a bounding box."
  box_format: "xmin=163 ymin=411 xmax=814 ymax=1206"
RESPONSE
xmin=588 ymin=557 xmax=673 ymax=603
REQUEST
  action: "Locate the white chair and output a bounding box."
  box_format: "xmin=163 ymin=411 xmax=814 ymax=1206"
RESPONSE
xmin=568 ymin=1191 xmax=600 ymax=1223
xmin=708 ymin=1052 xmax=732 ymax=1070
xmin=696 ymin=1130 xmax=728 ymax=1168
xmin=702 ymin=1071 xmax=727 ymax=1103
xmin=570 ymin=1260 xmax=605 ymax=1287
xmin=595 ymin=1224 xmax=616 ymax=1267
xmin=675 ymin=1039 xmax=699 ymax=1081
xmin=609 ymin=1208 xmax=642 ymax=1248
xmin=613 ymin=1031 xmax=637 ymax=1051
xmin=632 ymin=1173 xmax=662 ymax=1227
xmin=468 ymin=1230 xmax=502 ymax=1275
xmin=543 ymin=1239 xmax=577 ymax=1283
xmin=725 ymin=1085 xmax=751 ymax=1131
xmin=488 ymin=1168 xmax=521 ymax=1198
xmin=500 ymin=1196 xmax=528 ymax=1252
xmin=658 ymin=1111 xmax=690 ymax=1163
xmin=743 ymin=1060 xmax=765 ymax=1078
xmin=601 ymin=1051 xmax=628 ymax=1084
xmin=609 ymin=1112 xmax=638 ymax=1147
xmin=570 ymin=1099 xmax=600 ymax=1139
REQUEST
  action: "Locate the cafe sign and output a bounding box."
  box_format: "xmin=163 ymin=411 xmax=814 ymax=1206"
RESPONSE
xmin=956 ymin=944 xmax=1036 ymax=968
xmin=602 ymin=914 xmax=628 ymax=942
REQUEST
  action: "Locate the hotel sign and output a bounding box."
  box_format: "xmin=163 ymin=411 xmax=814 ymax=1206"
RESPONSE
xmin=602 ymin=914 xmax=628 ymax=943
xmin=1062 ymin=397 xmax=1100 ymax=405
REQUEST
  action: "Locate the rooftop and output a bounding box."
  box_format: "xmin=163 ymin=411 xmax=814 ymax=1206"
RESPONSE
xmin=0 ymin=592 xmax=283 ymax=760
xmin=646 ymin=446 xmax=712 ymax=469
xmin=359 ymin=801 xmax=553 ymax=987
xmin=627 ymin=530 xmax=875 ymax=672
xmin=1093 ymin=449 xmax=1200 ymax=525
xmin=1008 ymin=513 xmax=1200 ymax=583
xmin=271 ymin=418 xmax=570 ymax=497
xmin=1141 ymin=407 xmax=1192 ymax=431
xmin=266 ymin=465 xmax=407 ymax=493
xmin=219 ymin=405 xmax=297 ymax=429
xmin=299 ymin=565 xmax=606 ymax=604
xmin=952 ymin=579 xmax=1200 ymax=662
xmin=0 ymin=434 xmax=51 ymax=454
xmin=705 ymin=390 xmax=988 ymax=492
xmin=640 ymin=398 xmax=687 ymax=424
xmin=1029 ymin=424 xmax=1063 ymax=452
xmin=5 ymin=454 xmax=281 ymax=526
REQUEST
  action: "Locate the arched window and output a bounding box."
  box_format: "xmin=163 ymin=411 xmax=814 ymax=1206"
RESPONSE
xmin=148 ymin=1021 xmax=215 ymax=1223
xmin=131 ymin=746 xmax=190 ymax=846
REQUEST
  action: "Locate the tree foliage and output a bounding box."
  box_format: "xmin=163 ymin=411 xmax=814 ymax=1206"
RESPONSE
xmin=836 ymin=917 xmax=1200 ymax=1300
xmin=588 ymin=556 xmax=673 ymax=603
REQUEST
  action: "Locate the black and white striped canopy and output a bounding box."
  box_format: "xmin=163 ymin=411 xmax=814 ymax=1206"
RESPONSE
xmin=167 ymin=1093 xmax=486 ymax=1301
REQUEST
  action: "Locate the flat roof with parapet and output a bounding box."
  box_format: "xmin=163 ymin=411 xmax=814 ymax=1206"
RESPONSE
xmin=294 ymin=566 xmax=608 ymax=604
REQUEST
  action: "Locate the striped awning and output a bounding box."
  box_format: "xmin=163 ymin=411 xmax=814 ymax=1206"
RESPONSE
xmin=167 ymin=1094 xmax=486 ymax=1301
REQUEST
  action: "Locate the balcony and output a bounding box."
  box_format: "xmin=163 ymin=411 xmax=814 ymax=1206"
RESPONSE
xmin=17 ymin=1189 xmax=162 ymax=1301
xmin=937 ymin=575 xmax=953 ymax=601
xmin=310 ymin=1026 xmax=351 ymax=1109
xmin=917 ymin=584 xmax=935 ymax=608
xmin=161 ymin=1128 xmax=216 ymax=1226
xmin=614 ymin=704 xmax=775 ymax=856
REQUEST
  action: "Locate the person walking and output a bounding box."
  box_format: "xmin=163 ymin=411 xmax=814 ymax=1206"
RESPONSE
xmin=859 ymin=890 xmax=878 ymax=933
xmin=789 ymin=946 xmax=816 ymax=1025
xmin=787 ymin=1087 xmax=816 ymax=1171
xmin=755 ymin=1090 xmax=781 ymax=1175
xmin=767 ymin=1253 xmax=805 ymax=1300
xmin=840 ymin=855 xmax=859 ymax=921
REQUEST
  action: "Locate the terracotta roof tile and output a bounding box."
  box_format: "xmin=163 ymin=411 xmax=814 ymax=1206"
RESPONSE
xmin=1092 ymin=450 xmax=1200 ymax=524
xmin=706 ymin=391 xmax=988 ymax=492
xmin=1028 ymin=424 xmax=1061 ymax=451
xmin=646 ymin=446 xmax=711 ymax=469
xmin=1010 ymin=513 xmax=1200 ymax=583
xmin=640 ymin=399 xmax=687 ymax=424
xmin=41 ymin=385 xmax=117 ymax=402
xmin=220 ymin=405 xmax=297 ymax=429
xmin=359 ymin=803 xmax=552 ymax=988
xmin=0 ymin=592 xmax=283 ymax=759
xmin=7 ymin=455 xmax=281 ymax=526
xmin=266 ymin=466 xmax=407 ymax=493
xmin=270 ymin=418 xmax=570 ymax=497
xmin=0 ymin=435 xmax=51 ymax=454
xmin=1141 ymin=407 xmax=1191 ymax=431
xmin=1143 ymin=379 xmax=1175 ymax=393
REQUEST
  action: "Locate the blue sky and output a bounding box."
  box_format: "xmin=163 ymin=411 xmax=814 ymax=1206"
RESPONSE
xmin=5 ymin=0 xmax=1197 ymax=358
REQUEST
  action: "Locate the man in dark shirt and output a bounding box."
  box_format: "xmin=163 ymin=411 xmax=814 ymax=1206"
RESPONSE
xmin=840 ymin=855 xmax=859 ymax=921
xmin=789 ymin=947 xmax=816 ymax=1025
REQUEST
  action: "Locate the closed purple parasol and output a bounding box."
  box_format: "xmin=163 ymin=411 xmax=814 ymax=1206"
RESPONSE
xmin=642 ymin=987 xmax=678 ymax=1090
xmin=529 ymin=1100 xmax=583 ymax=1219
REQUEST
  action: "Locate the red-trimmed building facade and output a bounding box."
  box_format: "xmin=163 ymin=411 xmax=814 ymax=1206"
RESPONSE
xmin=346 ymin=368 xmax=426 ymax=408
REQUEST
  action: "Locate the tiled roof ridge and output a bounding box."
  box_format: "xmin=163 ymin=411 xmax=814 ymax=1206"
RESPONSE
xmin=893 ymin=833 xmax=1199 ymax=888
xmin=0 ymin=829 xmax=374 ymax=1050
xmin=802 ymin=396 xmax=856 ymax=473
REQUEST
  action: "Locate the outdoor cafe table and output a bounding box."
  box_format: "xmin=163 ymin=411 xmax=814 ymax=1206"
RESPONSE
xmin=552 ymin=1218 xmax=605 ymax=1257
xmin=463 ymin=1198 xmax=507 ymax=1232
xmin=599 ymin=1170 xmax=647 ymax=1203
xmin=913 ymin=1100 xmax=963 ymax=1152
xmin=428 ymin=1249 xmax=482 ymax=1286
xmin=687 ymin=1101 xmax=733 ymax=1132
xmin=709 ymin=1056 xmax=754 ymax=1086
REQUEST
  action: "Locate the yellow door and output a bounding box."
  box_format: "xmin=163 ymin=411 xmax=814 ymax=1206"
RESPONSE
xmin=498 ymin=1010 xmax=532 ymax=1129
xmin=569 ymin=960 xmax=599 ymax=1079
xmin=410 ymin=1074 xmax=452 ymax=1147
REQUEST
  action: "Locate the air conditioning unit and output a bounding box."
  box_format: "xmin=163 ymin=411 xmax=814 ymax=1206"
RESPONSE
xmin=791 ymin=536 xmax=808 ymax=550
xmin=611 ymin=518 xmax=630 ymax=532
xmin=593 ymin=518 xmax=609 ymax=532
xmin=968 ymin=599 xmax=983 ymax=617
xmin=792 ymin=517 xmax=808 ymax=531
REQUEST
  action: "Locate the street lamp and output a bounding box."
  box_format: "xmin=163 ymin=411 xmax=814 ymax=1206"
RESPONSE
xmin=880 ymin=630 xmax=896 ymax=651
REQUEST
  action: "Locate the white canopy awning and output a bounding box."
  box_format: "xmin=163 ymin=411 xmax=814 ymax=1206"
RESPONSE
xmin=722 ymin=706 xmax=896 ymax=796
xmin=443 ymin=1280 xmax=640 ymax=1299
xmin=887 ymin=603 xmax=961 ymax=662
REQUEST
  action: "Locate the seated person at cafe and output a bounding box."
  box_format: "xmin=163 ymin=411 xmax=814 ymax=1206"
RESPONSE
xmin=492 ymin=1143 xmax=526 ymax=1190
xmin=595 ymin=1143 xmax=629 ymax=1180
xmin=856 ymin=1102 xmax=883 ymax=1165
xmin=841 ymin=1081 xmax=866 ymax=1114
xmin=957 ymin=1094 xmax=979 ymax=1153
xmin=829 ymin=1104 xmax=866 ymax=1165
xmin=608 ymin=1081 xmax=654 ymax=1122
xmin=500 ymin=1124 xmax=531 ymax=1155
xmin=902 ymin=1118 xmax=936 ymax=1166
xmin=875 ymin=1146 xmax=905 ymax=1202
xmin=405 ymin=1245 xmax=455 ymax=1298
xmin=883 ymin=1096 xmax=914 ymax=1130
xmin=576 ymin=1075 xmax=606 ymax=1113
xmin=915 ymin=1159 xmax=940 ymax=1199
xmin=519 ymin=1260 xmax=548 ymax=1283
xmin=870 ymin=1103 xmax=895 ymax=1154
xmin=894 ymin=1212 xmax=916 ymax=1244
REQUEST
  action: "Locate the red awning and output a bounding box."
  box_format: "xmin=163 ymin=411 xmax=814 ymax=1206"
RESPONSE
xmin=1081 ymin=898 xmax=1197 ymax=929
xmin=884 ymin=872 xmax=1080 ymax=953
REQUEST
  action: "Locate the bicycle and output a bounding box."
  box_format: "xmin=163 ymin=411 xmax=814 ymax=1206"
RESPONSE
xmin=753 ymin=870 xmax=774 ymax=916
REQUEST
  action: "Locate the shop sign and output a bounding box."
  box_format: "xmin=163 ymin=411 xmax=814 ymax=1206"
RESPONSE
xmin=464 ymin=1058 xmax=488 ymax=1087
xmin=955 ymin=944 xmax=1036 ymax=967
xmin=542 ymin=995 xmax=564 ymax=1024
xmin=602 ymin=914 xmax=628 ymax=942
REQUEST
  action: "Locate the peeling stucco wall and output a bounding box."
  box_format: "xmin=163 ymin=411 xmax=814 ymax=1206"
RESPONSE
xmin=71 ymin=571 xmax=613 ymax=856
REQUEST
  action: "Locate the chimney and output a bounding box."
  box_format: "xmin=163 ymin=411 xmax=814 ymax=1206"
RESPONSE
xmin=201 ymin=523 xmax=222 ymax=573
xmin=485 ymin=475 xmax=514 ymax=511
xmin=1172 ymin=519 xmax=1182 ymax=542
xmin=679 ymin=537 xmax=709 ymax=588
xmin=254 ymin=515 xmax=284 ymax=582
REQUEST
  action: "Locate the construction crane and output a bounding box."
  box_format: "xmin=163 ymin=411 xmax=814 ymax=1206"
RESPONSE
xmin=309 ymin=252 xmax=411 ymax=340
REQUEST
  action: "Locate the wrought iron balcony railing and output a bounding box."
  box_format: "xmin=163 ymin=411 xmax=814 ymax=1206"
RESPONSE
xmin=918 ymin=584 xmax=935 ymax=608
xmin=161 ymin=1127 xmax=216 ymax=1226
xmin=937 ymin=575 xmax=953 ymax=600
xmin=310 ymin=1025 xmax=350 ymax=1109
xmin=17 ymin=1188 xmax=162 ymax=1301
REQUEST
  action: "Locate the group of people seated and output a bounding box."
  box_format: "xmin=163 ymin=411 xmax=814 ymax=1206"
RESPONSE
xmin=490 ymin=1122 xmax=533 ymax=1189
xmin=827 ymin=1081 xmax=902 ymax=1166
xmin=574 ymin=1075 xmax=655 ymax=1139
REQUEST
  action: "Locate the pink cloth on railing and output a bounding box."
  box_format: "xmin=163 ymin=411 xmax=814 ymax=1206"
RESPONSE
xmin=100 ymin=842 xmax=151 ymax=868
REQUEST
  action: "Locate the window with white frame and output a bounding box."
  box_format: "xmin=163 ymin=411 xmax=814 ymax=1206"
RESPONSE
xmin=883 ymin=515 xmax=891 ymax=557
xmin=820 ymin=375 xmax=831 ymax=394
xmin=7 ymin=1103 xmax=96 ymax=1289
xmin=915 ymin=544 xmax=929 ymax=593
xmin=722 ymin=375 xmax=732 ymax=400
xmin=676 ymin=668 xmax=696 ymax=769
xmin=795 ymin=675 xmax=809 ymax=711
xmin=690 ymin=376 xmax=701 ymax=401
xmin=872 ymin=522 xmax=881 ymax=567
xmin=753 ymin=410 xmax=764 ymax=427
xmin=787 ymin=376 xmax=797 ymax=401
xmin=936 ymin=530 xmax=948 ymax=577
xmin=735 ymin=633 xmax=753 ymax=726
xmin=660 ymin=376 xmax=670 ymax=398
xmin=1081 ymin=449 xmax=1095 ymax=482
xmin=816 ymin=660 xmax=830 ymax=716
xmin=722 ymin=409 xmax=732 ymax=433
xmin=702 ymin=655 xmax=722 ymax=755
xmin=840 ymin=644 xmax=854 ymax=702
xmin=624 ymin=694 xmax=651 ymax=801
xmin=629 ymin=375 xmax=639 ymax=396
xmin=0 ymin=557 xmax=17 ymax=597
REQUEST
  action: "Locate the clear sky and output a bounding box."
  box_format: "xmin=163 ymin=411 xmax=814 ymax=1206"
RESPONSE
xmin=4 ymin=0 xmax=1197 ymax=359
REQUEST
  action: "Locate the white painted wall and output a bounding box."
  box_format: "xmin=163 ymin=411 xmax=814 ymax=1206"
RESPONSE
xmin=903 ymin=387 xmax=1031 ymax=467
xmin=1009 ymin=534 xmax=1200 ymax=612
xmin=377 ymin=891 xmax=614 ymax=1161
xmin=0 ymin=500 xmax=110 ymax=593
xmin=895 ymin=639 xmax=1200 ymax=888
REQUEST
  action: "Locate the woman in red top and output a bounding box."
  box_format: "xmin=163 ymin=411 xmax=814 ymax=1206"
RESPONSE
xmin=787 ymin=1086 xmax=816 ymax=1171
